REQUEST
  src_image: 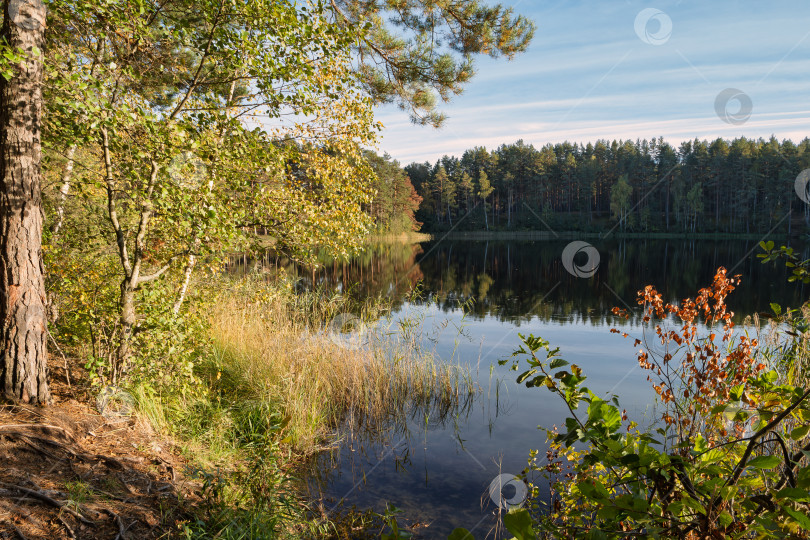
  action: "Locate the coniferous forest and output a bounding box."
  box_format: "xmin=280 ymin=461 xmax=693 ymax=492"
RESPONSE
xmin=381 ymin=137 xmax=810 ymax=234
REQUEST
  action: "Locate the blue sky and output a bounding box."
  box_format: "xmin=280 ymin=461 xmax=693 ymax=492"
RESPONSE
xmin=374 ymin=0 xmax=810 ymax=165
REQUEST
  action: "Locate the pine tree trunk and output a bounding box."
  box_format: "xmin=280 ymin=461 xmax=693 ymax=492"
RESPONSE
xmin=0 ymin=0 xmax=50 ymax=404
xmin=507 ymin=191 xmax=512 ymax=227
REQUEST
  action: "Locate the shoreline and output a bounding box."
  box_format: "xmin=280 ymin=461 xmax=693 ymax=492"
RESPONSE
xmin=366 ymin=231 xmax=434 ymax=243
xmin=409 ymin=230 xmax=790 ymax=241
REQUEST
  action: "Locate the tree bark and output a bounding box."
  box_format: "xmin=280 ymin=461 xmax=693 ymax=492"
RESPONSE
xmin=0 ymin=0 xmax=50 ymax=404
xmin=51 ymin=145 xmax=75 ymax=237
xmin=172 ymin=250 xmax=196 ymax=316
xmin=115 ymin=279 xmax=135 ymax=383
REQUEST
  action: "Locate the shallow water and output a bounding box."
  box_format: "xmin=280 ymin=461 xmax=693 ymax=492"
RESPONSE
xmin=291 ymin=238 xmax=807 ymax=538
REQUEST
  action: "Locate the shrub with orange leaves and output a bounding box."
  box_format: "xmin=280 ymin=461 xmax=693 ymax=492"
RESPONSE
xmin=490 ymin=267 xmax=810 ymax=539
xmin=611 ymin=267 xmax=767 ymax=443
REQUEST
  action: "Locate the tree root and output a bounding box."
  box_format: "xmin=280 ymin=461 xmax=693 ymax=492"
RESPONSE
xmin=102 ymin=508 xmax=127 ymax=540
xmin=56 ymin=514 xmax=76 ymax=539
xmin=0 ymin=482 xmax=95 ymax=526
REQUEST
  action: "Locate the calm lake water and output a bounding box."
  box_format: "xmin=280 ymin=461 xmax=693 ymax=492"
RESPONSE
xmin=291 ymin=238 xmax=807 ymax=538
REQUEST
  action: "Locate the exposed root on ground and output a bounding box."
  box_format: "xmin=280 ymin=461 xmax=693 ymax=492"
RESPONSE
xmin=0 ymin=368 xmax=200 ymax=539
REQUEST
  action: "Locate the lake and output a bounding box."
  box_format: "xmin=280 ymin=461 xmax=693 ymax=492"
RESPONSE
xmin=289 ymin=238 xmax=807 ymax=538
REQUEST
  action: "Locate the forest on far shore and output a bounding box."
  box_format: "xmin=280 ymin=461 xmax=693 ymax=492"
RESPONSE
xmin=365 ymin=136 xmax=810 ymax=235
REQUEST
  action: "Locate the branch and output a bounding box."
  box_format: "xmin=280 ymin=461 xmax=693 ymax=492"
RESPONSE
xmin=765 ymin=433 xmax=797 ymax=489
xmin=0 ymin=482 xmax=95 ymax=525
xmin=726 ymin=388 xmax=810 ymax=487
xmin=129 ymin=159 xmax=159 ymax=288
xmin=136 ymin=251 xmax=187 ymax=286
xmin=101 ymin=126 xmax=132 ymax=277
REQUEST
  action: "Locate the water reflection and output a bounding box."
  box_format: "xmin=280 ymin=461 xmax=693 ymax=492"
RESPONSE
xmin=268 ymin=239 xmax=808 ymax=538
xmin=282 ymin=239 xmax=807 ymax=324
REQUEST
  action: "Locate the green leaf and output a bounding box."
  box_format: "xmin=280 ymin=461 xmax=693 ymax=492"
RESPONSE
xmin=746 ymin=455 xmax=782 ymax=469
xmin=516 ymin=369 xmax=536 ymax=384
xmin=681 ymin=496 xmax=704 ymax=514
xmin=549 ymin=357 xmax=568 ymax=369
xmin=775 ymin=487 xmax=810 ymax=502
xmin=502 ymin=509 xmax=536 ymax=540
xmin=790 ymin=425 xmax=810 ymax=440
xmin=782 ymin=505 xmax=810 ymax=529
xmin=448 ymin=528 xmax=475 ymax=540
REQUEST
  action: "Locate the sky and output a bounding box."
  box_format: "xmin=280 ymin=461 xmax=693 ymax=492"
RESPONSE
xmin=373 ymin=0 xmax=810 ymax=165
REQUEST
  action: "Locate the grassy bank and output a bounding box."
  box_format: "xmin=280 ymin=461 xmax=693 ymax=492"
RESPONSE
xmin=205 ymin=278 xmax=475 ymax=453
xmin=133 ymin=275 xmax=475 ymax=538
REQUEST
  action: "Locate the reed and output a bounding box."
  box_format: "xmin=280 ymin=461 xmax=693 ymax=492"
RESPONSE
xmin=203 ymin=277 xmax=476 ymax=455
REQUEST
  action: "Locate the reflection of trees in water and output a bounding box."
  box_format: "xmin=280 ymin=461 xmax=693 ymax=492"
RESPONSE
xmin=279 ymin=242 xmax=425 ymax=309
xmin=283 ymin=240 xmax=808 ymax=325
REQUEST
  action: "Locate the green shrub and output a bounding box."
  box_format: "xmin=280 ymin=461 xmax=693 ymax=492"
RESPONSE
xmin=457 ymin=268 xmax=810 ymax=539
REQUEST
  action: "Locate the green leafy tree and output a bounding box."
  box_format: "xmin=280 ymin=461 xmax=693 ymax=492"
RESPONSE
xmin=458 ymin=171 xmax=474 ymax=215
xmin=610 ymin=174 xmax=632 ymax=232
xmin=45 ymin=0 xmax=378 ymax=378
xmin=477 ymin=169 xmax=494 ymax=231
xmin=433 ymin=165 xmax=449 ymax=225
xmin=365 ymin=151 xmax=423 ymax=232
xmin=686 ymin=182 xmax=704 ymax=232
xmin=442 ymin=168 xmax=458 ymax=226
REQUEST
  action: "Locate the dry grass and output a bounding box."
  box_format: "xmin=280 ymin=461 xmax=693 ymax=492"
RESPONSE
xmin=205 ymin=277 xmax=476 ymax=455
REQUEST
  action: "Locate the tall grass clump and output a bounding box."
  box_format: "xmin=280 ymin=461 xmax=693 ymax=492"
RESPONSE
xmin=127 ymin=271 xmax=475 ymax=538
xmin=203 ymin=274 xmax=476 ymax=454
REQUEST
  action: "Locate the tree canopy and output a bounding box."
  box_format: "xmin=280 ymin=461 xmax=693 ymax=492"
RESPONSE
xmin=407 ymin=137 xmax=810 ymax=234
xmin=3 ymin=0 xmax=535 ymax=393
